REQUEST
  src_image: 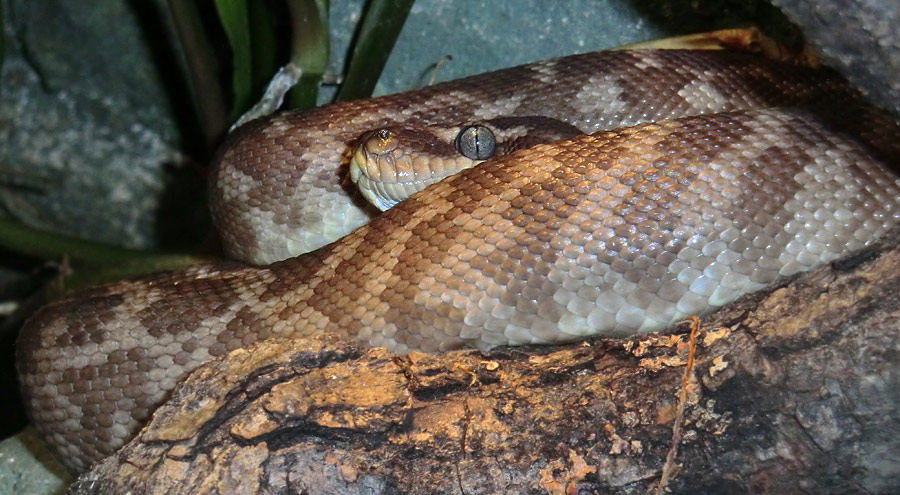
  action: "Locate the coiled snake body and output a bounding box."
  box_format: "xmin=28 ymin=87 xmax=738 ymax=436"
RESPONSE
xmin=17 ymin=50 xmax=900 ymax=473
xmin=210 ymin=49 xmax=861 ymax=265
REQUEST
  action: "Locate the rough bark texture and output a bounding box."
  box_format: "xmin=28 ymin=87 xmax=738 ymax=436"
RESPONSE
xmin=69 ymin=228 xmax=900 ymax=494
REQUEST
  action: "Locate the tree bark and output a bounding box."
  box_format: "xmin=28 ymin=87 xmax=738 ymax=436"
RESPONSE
xmin=71 ymin=228 xmax=900 ymax=495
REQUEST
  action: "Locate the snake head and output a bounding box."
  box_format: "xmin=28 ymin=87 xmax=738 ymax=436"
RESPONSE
xmin=349 ymin=125 xmax=480 ymax=211
xmin=349 ymin=117 xmax=581 ymax=211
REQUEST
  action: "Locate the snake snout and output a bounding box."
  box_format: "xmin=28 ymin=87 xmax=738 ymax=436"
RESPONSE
xmin=350 ymin=127 xmax=478 ymax=211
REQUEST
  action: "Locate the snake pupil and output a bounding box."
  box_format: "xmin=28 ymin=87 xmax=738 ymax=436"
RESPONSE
xmin=456 ymin=125 xmax=496 ymax=160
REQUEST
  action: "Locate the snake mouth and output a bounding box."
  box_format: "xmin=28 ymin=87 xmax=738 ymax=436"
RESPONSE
xmin=349 ymin=129 xmax=479 ymax=211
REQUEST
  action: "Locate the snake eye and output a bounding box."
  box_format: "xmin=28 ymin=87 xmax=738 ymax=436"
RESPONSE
xmin=455 ymin=125 xmax=496 ymax=160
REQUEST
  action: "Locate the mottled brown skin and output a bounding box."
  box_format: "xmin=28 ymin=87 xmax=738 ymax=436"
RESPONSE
xmin=210 ymin=50 xmax=859 ymax=265
xmin=19 ymin=105 xmax=900 ymax=473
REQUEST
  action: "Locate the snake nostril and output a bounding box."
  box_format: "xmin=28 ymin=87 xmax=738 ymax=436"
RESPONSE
xmin=364 ymin=129 xmax=398 ymax=154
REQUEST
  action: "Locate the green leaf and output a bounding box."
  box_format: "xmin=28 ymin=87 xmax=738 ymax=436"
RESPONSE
xmin=214 ymin=0 xmax=254 ymax=121
xmin=0 ymin=218 xmax=207 ymax=290
xmin=285 ymin=0 xmax=330 ymax=108
xmin=167 ymin=0 xmax=229 ymax=147
xmin=248 ymin=1 xmax=280 ymax=92
xmin=335 ymin=0 xmax=415 ymax=102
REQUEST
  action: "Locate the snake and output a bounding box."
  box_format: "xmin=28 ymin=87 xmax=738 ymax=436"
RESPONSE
xmin=16 ymin=49 xmax=900 ymax=474
xmin=208 ymin=49 xmax=862 ymax=265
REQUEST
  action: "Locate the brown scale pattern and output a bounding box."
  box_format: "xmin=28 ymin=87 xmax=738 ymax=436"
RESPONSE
xmin=210 ymin=50 xmax=860 ymax=264
xmin=18 ymin=107 xmax=900 ymax=473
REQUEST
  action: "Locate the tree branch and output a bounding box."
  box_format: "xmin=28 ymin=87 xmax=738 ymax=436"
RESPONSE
xmin=72 ymin=228 xmax=900 ymax=494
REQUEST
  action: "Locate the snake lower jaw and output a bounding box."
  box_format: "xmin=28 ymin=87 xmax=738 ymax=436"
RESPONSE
xmin=350 ymin=151 xmax=480 ymax=211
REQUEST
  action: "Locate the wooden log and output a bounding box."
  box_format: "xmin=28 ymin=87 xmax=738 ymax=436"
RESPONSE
xmin=71 ymin=228 xmax=900 ymax=494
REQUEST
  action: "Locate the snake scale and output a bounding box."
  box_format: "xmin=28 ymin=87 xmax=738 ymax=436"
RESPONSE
xmin=16 ymin=49 xmax=900 ymax=474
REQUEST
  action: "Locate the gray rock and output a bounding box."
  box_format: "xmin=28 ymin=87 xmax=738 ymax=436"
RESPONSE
xmin=0 ymin=428 xmax=71 ymax=495
xmin=771 ymin=0 xmax=900 ymax=116
xmin=0 ymin=0 xmax=196 ymax=250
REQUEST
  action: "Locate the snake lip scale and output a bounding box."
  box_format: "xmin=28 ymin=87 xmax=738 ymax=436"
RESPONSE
xmin=16 ymin=49 xmax=900 ymax=474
